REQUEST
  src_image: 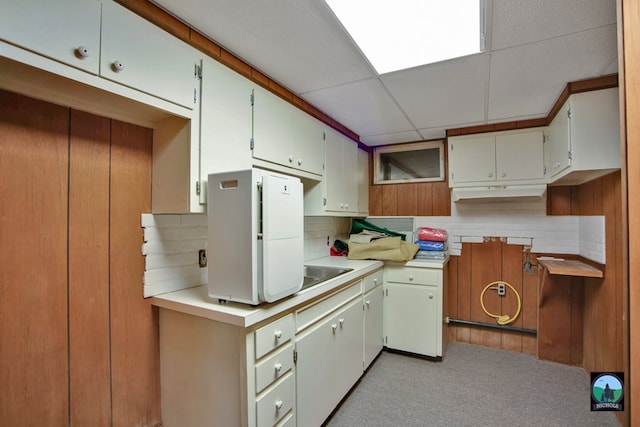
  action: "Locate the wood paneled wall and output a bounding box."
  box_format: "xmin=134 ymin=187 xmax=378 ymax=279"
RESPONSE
xmin=368 ymin=182 xmax=451 ymax=216
xmin=0 ymin=90 xmax=160 ymax=426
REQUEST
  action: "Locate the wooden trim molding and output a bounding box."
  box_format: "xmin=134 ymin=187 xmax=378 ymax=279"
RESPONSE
xmin=446 ymin=74 xmax=619 ymax=137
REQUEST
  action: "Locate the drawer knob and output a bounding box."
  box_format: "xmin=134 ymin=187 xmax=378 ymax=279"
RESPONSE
xmin=339 ymin=318 xmax=344 ymax=326
xmin=331 ymin=323 xmax=338 ymax=333
xmin=274 ymin=363 xmax=282 ymax=372
xmin=274 ymin=330 xmax=282 ymax=340
xmin=111 ymin=60 xmax=124 ymax=72
xmin=428 ymin=293 xmax=434 ymax=299
xmin=365 ymin=300 xmax=371 ymax=307
xmin=275 ymin=400 xmax=283 ymax=410
xmin=76 ymin=46 xmax=90 ymax=58
xmin=297 ymin=158 xmax=303 ymax=166
xmin=288 ymin=155 xmax=294 ymax=163
xmin=408 ymin=275 xmax=414 ymax=281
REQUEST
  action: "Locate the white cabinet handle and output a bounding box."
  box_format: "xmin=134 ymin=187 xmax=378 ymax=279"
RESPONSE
xmin=112 ymin=60 xmax=124 ymax=72
xmin=76 ymin=46 xmax=90 ymax=58
xmin=339 ymin=318 xmax=344 ymax=326
xmin=488 ymin=172 xmax=493 ymax=178
xmin=365 ymin=300 xmax=371 ymax=307
xmin=297 ymin=158 xmax=303 ymax=166
xmin=275 ymin=400 xmax=283 ymax=410
xmin=331 ymin=323 xmax=338 ymax=333
xmin=408 ymin=275 xmax=414 ymax=281
xmin=288 ymin=155 xmax=294 ymax=163
xmin=428 ymin=293 xmax=434 ymax=299
xmin=274 ymin=363 xmax=282 ymax=372
xmin=501 ymin=172 xmax=507 ymax=178
xmin=373 ymin=277 xmax=378 ymax=284
xmin=274 ymin=330 xmax=282 ymax=340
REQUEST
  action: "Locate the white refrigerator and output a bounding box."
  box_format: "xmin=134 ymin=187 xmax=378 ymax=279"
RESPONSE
xmin=207 ymin=168 xmax=304 ymax=304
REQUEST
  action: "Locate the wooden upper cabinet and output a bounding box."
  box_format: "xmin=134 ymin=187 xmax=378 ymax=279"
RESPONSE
xmin=0 ymin=0 xmax=102 ymax=73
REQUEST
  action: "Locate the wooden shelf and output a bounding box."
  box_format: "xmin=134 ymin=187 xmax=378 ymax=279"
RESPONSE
xmin=538 ymin=259 xmax=604 ymax=278
xmin=538 ymin=258 xmax=604 ymax=308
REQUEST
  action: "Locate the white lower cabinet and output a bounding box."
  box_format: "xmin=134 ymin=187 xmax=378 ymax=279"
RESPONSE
xmin=295 ymin=286 xmax=364 ymax=427
xmin=363 ymin=269 xmax=384 ymax=369
xmin=383 ymin=263 xmax=447 ymax=357
xmin=157 ymin=268 xmax=384 ymax=427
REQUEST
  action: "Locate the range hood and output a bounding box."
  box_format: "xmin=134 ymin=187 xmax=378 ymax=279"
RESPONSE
xmin=451 ymin=185 xmax=547 ymax=203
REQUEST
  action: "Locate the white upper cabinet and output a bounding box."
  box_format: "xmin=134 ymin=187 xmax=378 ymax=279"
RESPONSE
xmin=252 ymin=86 xmax=324 ymax=176
xmin=199 ymin=57 xmax=254 ymax=202
xmin=0 ymin=0 xmax=102 ymax=74
xmin=448 ymin=129 xmax=545 ymax=187
xmin=357 ymin=148 xmax=370 ymax=217
xmin=101 ymin=1 xmax=201 ymax=109
xmin=544 ymin=87 xmax=620 ymax=185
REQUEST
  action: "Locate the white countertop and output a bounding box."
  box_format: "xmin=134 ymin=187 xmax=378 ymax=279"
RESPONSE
xmin=151 ymin=257 xmax=384 ymax=328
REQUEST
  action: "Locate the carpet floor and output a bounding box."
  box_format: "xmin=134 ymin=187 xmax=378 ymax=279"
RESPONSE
xmin=325 ymin=342 xmax=620 ymax=427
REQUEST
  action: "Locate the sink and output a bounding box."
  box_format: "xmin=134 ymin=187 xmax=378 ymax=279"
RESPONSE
xmin=301 ymin=265 xmax=353 ymax=290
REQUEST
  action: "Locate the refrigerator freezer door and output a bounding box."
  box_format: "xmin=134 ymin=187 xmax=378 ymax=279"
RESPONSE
xmin=260 ymin=172 xmax=304 ymax=302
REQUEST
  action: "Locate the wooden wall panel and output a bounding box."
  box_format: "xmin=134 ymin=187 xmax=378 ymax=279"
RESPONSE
xmin=455 ymin=243 xmax=472 ymax=342
xmin=396 ymin=183 xmax=417 ymax=216
xmin=416 ymin=182 xmax=433 ymax=216
xmin=109 ymin=120 xmax=161 ymax=426
xmin=469 ymin=241 xmax=502 ymax=348
xmin=381 ymin=185 xmax=398 ymax=215
xmin=537 ymin=274 xmax=573 ymax=363
xmin=446 ymin=255 xmax=459 ymax=342
xmin=501 ymin=243 xmax=525 ymax=352
xmin=521 ymin=253 xmax=538 ymax=355
xmin=68 ymin=110 xmax=112 ymax=426
xmin=0 ymin=91 xmax=69 ymax=425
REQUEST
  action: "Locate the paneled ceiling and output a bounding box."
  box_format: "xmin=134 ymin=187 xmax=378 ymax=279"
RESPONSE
xmin=151 ymin=0 xmax=618 ymax=146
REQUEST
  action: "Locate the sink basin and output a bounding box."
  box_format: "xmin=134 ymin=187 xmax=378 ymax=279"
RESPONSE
xmin=301 ymin=265 xmax=353 ymax=290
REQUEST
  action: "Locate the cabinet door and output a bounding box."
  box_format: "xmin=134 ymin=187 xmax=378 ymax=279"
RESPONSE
xmin=364 ymin=287 xmax=383 ymax=369
xmin=495 ymin=130 xmax=544 ymax=182
xmin=199 ymin=57 xmax=253 ymax=199
xmin=252 ymin=86 xmax=295 ymax=168
xmin=334 ymin=298 xmax=365 ymax=399
xmin=101 ymin=1 xmax=200 ymax=109
xmin=292 ymin=109 xmax=324 ymax=176
xmin=295 ymin=316 xmax=336 ymax=427
xmin=448 ymin=135 xmax=496 ymax=184
xmin=324 ymin=128 xmax=358 ymax=213
xmin=545 ymin=101 xmax=572 ymax=178
xmin=357 ymin=148 xmax=370 ymax=216
xmin=0 ymin=0 xmax=101 ymax=73
xmin=384 ymin=282 xmax=439 ymax=357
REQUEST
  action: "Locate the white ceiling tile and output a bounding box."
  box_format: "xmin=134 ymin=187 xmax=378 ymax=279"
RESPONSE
xmin=302 ymin=79 xmax=414 ymax=137
xmin=488 ymin=25 xmax=618 ymax=121
xmin=152 ymin=0 xmax=374 ymax=93
xmin=381 ymin=54 xmax=489 ymax=129
xmin=491 ymin=0 xmax=617 ymax=50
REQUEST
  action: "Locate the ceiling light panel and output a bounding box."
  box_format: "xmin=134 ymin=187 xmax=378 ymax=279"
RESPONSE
xmin=325 ymin=0 xmax=484 ymax=74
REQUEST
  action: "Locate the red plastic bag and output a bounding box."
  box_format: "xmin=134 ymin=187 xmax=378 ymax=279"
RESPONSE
xmin=417 ymin=227 xmax=448 ymax=242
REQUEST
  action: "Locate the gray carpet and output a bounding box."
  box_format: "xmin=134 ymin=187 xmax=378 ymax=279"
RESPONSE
xmin=325 ymin=342 xmax=620 ymax=427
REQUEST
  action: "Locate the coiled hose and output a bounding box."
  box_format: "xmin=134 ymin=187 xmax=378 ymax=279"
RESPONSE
xmin=480 ymin=281 xmax=521 ymax=325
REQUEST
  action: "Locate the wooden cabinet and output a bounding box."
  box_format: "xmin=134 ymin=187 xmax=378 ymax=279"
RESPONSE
xmin=101 ymin=1 xmax=201 ymax=110
xmin=544 ymin=87 xmax=620 ymax=185
xmin=0 ymin=0 xmax=102 ymax=74
xmin=363 ymin=269 xmax=383 ymax=369
xmin=448 ymin=129 xmax=545 ymax=187
xmin=252 ymin=86 xmax=324 ymax=177
xmin=383 ymin=264 xmax=447 ymax=357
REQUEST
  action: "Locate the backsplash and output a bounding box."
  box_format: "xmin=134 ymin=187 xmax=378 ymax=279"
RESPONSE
xmin=368 ymin=215 xmax=605 ymax=263
xmin=141 ymin=214 xmax=351 ymax=297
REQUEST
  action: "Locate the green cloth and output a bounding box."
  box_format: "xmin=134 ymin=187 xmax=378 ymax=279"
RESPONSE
xmin=350 ymin=218 xmax=406 ymax=241
xmin=347 ymin=236 xmax=419 ymax=262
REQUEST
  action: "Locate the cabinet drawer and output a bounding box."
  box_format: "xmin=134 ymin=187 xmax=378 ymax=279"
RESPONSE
xmin=255 ymin=343 xmax=294 ymax=394
xmin=256 ymin=373 xmax=294 ymax=427
xmin=255 ymin=314 xmax=294 ymax=360
xmin=363 ymin=269 xmax=383 ymax=293
xmin=385 ymin=267 xmax=441 ymax=285
xmin=295 ymin=281 xmax=361 ymax=332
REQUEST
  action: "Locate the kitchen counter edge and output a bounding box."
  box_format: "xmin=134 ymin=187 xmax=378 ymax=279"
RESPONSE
xmin=150 ymin=257 xmax=384 ymax=329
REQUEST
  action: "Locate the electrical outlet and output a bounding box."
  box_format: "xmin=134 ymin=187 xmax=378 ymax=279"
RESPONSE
xmin=198 ymin=249 xmax=207 ymax=268
xmin=497 ymin=282 xmax=506 ymax=296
